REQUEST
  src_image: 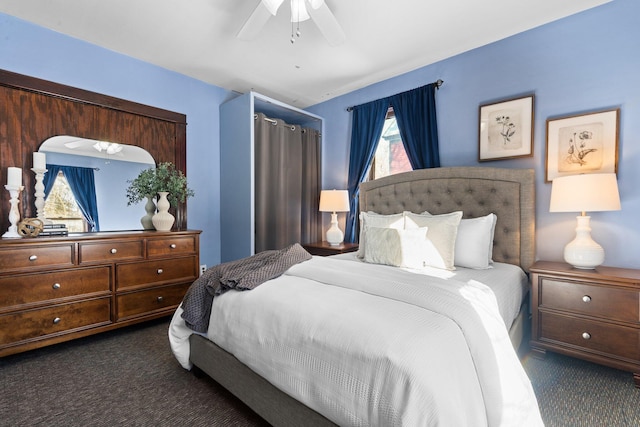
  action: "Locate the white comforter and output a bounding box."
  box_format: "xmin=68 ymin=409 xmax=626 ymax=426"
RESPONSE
xmin=170 ymin=256 xmax=542 ymax=426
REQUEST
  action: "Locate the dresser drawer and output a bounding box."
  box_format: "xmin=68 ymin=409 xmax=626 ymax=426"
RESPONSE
xmin=147 ymin=235 xmax=197 ymax=258
xmin=540 ymin=277 xmax=639 ymax=323
xmin=540 ymin=311 xmax=640 ymax=361
xmin=79 ymin=240 xmax=144 ymax=264
xmin=0 ymin=266 xmax=111 ymax=311
xmin=0 ymin=244 xmax=74 ymax=272
xmin=0 ymin=297 xmax=111 ymax=346
xmin=116 ymin=256 xmax=198 ymax=291
xmin=116 ymin=282 xmax=190 ymax=320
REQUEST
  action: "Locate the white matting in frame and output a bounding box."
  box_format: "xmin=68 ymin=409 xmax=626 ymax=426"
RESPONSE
xmin=545 ymin=108 xmax=619 ymax=182
xmin=478 ymin=95 xmax=534 ymax=161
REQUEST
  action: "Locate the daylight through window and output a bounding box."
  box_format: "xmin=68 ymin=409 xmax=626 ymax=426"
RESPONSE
xmin=43 ymin=172 xmax=87 ymax=232
xmin=371 ymin=109 xmax=412 ymax=180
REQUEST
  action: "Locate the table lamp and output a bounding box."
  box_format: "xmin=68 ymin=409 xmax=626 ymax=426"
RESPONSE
xmin=319 ymin=189 xmax=350 ymax=246
xmin=549 ymin=173 xmax=621 ymax=269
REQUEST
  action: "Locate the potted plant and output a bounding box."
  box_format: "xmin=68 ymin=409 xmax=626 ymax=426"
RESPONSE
xmin=126 ymin=162 xmax=194 ymax=231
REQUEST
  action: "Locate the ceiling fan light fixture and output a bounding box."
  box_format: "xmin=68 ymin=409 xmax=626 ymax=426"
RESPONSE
xmin=307 ymin=0 xmax=325 ymax=10
xmin=290 ymin=0 xmax=310 ymax=22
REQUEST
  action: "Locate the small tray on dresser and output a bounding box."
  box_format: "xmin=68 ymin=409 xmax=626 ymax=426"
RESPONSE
xmin=529 ymin=260 xmax=640 ymax=388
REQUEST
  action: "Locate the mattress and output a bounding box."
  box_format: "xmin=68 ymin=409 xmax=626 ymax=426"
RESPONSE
xmin=169 ymin=255 xmax=542 ymax=426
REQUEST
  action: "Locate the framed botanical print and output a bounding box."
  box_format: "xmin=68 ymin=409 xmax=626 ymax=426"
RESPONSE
xmin=478 ymin=95 xmax=534 ymax=161
xmin=545 ymin=108 xmax=619 ymax=182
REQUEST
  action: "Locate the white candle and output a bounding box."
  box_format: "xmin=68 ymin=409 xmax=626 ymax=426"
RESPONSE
xmin=33 ymin=152 xmax=46 ymax=170
xmin=7 ymin=167 xmax=22 ymax=187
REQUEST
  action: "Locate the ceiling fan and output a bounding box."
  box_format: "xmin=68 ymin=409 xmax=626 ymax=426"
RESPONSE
xmin=237 ymin=0 xmax=346 ymax=46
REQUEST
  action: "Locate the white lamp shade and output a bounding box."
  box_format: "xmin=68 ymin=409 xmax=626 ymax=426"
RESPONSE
xmin=319 ymin=190 xmax=349 ymax=213
xmin=550 ymin=173 xmax=621 ymax=213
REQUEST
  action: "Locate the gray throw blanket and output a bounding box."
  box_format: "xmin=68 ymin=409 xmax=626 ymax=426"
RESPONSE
xmin=180 ymin=243 xmax=312 ymax=333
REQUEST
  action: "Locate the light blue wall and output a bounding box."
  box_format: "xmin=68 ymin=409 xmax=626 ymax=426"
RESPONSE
xmin=0 ymin=13 xmax=231 ymax=266
xmin=308 ymin=0 xmax=640 ymax=269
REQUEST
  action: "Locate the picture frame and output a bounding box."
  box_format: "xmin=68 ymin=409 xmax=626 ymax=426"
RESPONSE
xmin=545 ymin=108 xmax=619 ymax=182
xmin=478 ymin=95 xmax=534 ymax=161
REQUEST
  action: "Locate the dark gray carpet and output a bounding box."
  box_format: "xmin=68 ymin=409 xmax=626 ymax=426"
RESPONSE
xmin=1 ymin=318 xmax=639 ymax=426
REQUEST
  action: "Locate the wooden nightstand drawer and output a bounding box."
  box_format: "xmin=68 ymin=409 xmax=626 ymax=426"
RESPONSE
xmin=79 ymin=240 xmax=144 ymax=264
xmin=0 ymin=266 xmax=111 ymax=311
xmin=540 ymin=311 xmax=639 ymax=362
xmin=147 ymin=236 xmax=197 ymax=258
xmin=116 ymin=282 xmax=190 ymax=320
xmin=0 ymin=244 xmax=74 ymax=272
xmin=116 ymin=256 xmax=198 ymax=291
xmin=540 ymin=277 xmax=639 ymax=323
xmin=0 ymin=298 xmax=111 ymax=345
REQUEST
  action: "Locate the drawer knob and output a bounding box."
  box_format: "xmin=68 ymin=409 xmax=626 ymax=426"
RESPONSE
xmin=157 ymin=269 xmax=163 ymax=274
xmin=157 ymin=296 xmax=164 ymax=303
xmin=52 ymin=283 xmax=61 ymax=290
xmin=53 ymin=317 xmax=61 ymax=324
xmin=582 ymin=295 xmax=592 ymax=303
xmin=170 ymin=244 xmax=177 ymax=249
xmin=582 ymin=332 xmax=591 ymax=340
xmin=29 ymin=255 xmax=38 ymax=261
xmin=110 ymin=248 xmax=117 ymax=254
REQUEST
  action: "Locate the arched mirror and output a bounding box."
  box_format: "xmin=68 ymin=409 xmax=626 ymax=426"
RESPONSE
xmin=39 ymin=136 xmax=155 ymax=232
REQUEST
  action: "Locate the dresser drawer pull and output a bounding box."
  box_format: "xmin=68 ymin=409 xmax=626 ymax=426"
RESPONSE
xmin=110 ymin=248 xmax=118 ymax=254
xmin=53 ymin=317 xmax=61 ymax=324
xmin=157 ymin=269 xmax=163 ymax=274
xmin=582 ymin=295 xmax=592 ymax=303
xmin=170 ymin=244 xmax=177 ymax=249
xmin=157 ymin=296 xmax=164 ymax=303
xmin=52 ymin=283 xmax=61 ymax=290
xmin=582 ymin=332 xmax=591 ymax=340
xmin=29 ymin=255 xmax=38 ymax=261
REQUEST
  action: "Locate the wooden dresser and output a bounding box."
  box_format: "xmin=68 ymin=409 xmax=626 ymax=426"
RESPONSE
xmin=0 ymin=230 xmax=200 ymax=357
xmin=530 ymin=261 xmax=640 ymax=387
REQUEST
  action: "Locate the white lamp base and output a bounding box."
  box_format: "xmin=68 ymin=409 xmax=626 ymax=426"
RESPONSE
xmin=325 ymin=212 xmax=344 ymax=246
xmin=564 ymin=215 xmax=604 ymax=269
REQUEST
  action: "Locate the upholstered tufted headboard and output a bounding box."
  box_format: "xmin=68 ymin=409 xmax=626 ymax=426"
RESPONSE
xmin=359 ymin=167 xmax=535 ymax=272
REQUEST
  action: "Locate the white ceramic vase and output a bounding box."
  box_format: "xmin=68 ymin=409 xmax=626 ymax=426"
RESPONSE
xmin=152 ymin=191 xmax=175 ymax=231
xmin=141 ymin=195 xmax=156 ymax=230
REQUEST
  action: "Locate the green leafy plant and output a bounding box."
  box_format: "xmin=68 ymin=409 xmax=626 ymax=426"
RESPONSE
xmin=126 ymin=162 xmax=194 ymax=207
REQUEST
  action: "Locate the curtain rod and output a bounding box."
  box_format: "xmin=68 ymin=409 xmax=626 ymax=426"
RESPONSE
xmin=346 ymin=79 xmax=443 ymax=112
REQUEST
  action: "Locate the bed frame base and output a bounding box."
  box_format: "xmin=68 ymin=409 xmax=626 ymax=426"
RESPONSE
xmin=189 ymin=334 xmax=337 ymax=427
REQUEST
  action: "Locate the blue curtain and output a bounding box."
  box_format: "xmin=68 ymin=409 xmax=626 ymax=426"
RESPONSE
xmin=44 ymin=164 xmax=100 ymax=231
xmin=389 ymin=83 xmax=440 ymax=169
xmin=344 ymin=99 xmax=389 ymax=242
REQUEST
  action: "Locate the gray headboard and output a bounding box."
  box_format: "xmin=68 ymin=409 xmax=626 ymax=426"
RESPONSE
xmin=359 ymin=167 xmax=535 ymax=272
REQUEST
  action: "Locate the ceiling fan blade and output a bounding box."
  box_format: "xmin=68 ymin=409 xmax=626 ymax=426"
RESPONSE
xmin=305 ymin=0 xmax=345 ymax=46
xmin=63 ymin=139 xmax=87 ymax=149
xmin=237 ymin=1 xmax=278 ymax=40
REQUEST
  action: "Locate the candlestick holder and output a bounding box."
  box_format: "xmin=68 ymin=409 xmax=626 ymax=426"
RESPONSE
xmin=32 ymin=167 xmax=48 ymax=222
xmin=3 ymin=184 xmax=24 ymax=238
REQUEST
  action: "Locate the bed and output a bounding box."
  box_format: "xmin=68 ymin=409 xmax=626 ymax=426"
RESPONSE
xmin=169 ymin=166 xmax=542 ymax=426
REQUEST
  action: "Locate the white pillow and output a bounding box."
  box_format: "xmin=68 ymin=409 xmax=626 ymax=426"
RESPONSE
xmin=357 ymin=212 xmax=404 ymax=259
xmin=404 ymin=211 xmax=463 ymax=270
xmin=455 ymin=213 xmax=497 ymax=269
xmin=364 ymin=227 xmax=439 ymax=269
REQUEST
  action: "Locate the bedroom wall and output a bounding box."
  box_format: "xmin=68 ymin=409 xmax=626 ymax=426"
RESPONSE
xmin=0 ymin=13 xmax=232 ymax=267
xmin=307 ymin=0 xmax=640 ymax=269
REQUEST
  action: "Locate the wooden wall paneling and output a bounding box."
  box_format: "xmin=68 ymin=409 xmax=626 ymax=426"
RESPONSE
xmin=95 ymin=106 xmax=138 ymax=147
xmin=0 ymin=86 xmax=22 ymax=224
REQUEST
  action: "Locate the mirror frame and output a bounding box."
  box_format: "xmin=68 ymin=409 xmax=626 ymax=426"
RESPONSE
xmin=0 ymin=69 xmax=188 ymax=230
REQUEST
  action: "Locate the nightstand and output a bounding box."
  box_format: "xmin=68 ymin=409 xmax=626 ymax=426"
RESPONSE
xmin=529 ymin=261 xmax=640 ymax=387
xmin=302 ymin=241 xmax=359 ymax=257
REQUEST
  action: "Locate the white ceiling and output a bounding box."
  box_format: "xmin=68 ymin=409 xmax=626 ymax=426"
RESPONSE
xmin=0 ymin=0 xmax=611 ymax=108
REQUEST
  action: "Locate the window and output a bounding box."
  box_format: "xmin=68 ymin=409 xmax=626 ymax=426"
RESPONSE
xmin=44 ymin=171 xmax=87 ymax=232
xmin=371 ymin=109 xmax=412 ymax=180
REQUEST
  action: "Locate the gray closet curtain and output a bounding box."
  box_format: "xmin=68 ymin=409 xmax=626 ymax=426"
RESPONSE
xmin=254 ymin=113 xmax=321 ymax=253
